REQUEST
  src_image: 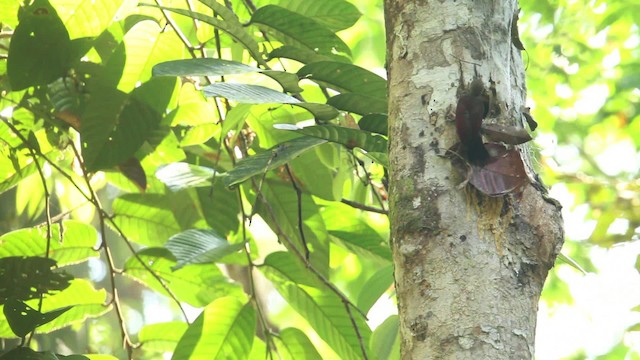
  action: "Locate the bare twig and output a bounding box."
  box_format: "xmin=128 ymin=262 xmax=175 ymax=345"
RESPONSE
xmin=284 ymin=164 xmax=310 ymax=259
xmin=340 ymin=198 xmax=388 ymax=215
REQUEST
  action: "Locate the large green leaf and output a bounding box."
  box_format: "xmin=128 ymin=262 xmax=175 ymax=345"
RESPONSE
xmin=257 ymin=181 xmax=330 ymax=277
xmin=260 ymin=251 xmax=322 ymax=288
xmin=224 ymin=136 xmax=326 ymax=187
xmin=274 ymin=327 xmax=322 ymax=360
xmin=142 ymin=2 xmax=265 ymax=66
xmin=164 ymin=229 xmax=244 ymax=270
xmin=358 ymin=113 xmax=388 ymax=136
xmin=0 ymin=279 xmax=110 ymax=337
xmin=123 ymin=247 xmax=243 ymax=307
xmin=263 ymin=0 xmax=361 ymax=32
xmin=139 ymin=321 xmax=189 ymax=353
xmin=356 ymin=264 xmax=394 ymax=313
xmin=268 ymin=45 xmax=349 ymax=64
xmin=111 ymin=193 xmax=182 ymax=246
xmin=196 ymin=184 xmax=241 ymax=237
xmin=369 ymin=315 xmax=400 ymax=360
xmin=114 ymin=20 xmax=185 ymax=92
xmin=276 ymin=124 xmax=388 ymax=153
xmin=51 ymin=0 xmax=124 ymax=38
xmin=81 ymin=77 xmax=177 ymax=172
xmin=298 ymin=62 xmax=387 ymax=100
xmin=3 ymin=298 xmax=71 ymax=337
xmin=155 ymin=162 xmax=216 ymax=191
xmin=153 ymin=58 xmax=260 ymax=77
xmin=172 ymin=297 xmax=255 ymax=360
xmin=322 ymin=202 xmax=391 ymax=262
xmin=203 ymin=83 xmax=300 ymax=104
xmin=327 ymin=93 xmax=388 ymax=115
xmin=0 ymin=257 xmax=72 ymax=304
xmin=0 ymin=220 xmax=98 ymax=265
xmin=251 ymin=5 xmax=351 ymax=56
xmin=260 ymin=268 xmax=370 ymax=360
xmin=7 ymin=0 xmax=72 ymax=90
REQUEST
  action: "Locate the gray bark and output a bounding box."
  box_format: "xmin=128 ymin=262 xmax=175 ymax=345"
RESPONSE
xmin=384 ymin=0 xmax=564 ymax=359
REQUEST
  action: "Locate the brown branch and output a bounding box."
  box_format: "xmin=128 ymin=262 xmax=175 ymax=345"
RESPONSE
xmin=284 ymin=164 xmax=310 ymax=259
xmin=340 ymin=198 xmax=388 ymax=215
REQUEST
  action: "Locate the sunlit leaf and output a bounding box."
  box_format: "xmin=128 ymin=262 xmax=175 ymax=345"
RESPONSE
xmin=165 ymin=229 xmax=244 ymax=270
xmin=156 ymin=162 xmax=216 ymax=191
xmin=276 ymin=124 xmax=388 ymax=153
xmin=298 ymin=61 xmax=386 ymax=99
xmin=111 ymin=193 xmax=182 ymax=246
xmin=357 ymin=264 xmax=393 ymax=313
xmin=224 ymin=136 xmax=326 ymax=187
xmin=123 ymin=248 xmax=243 ymax=307
xmin=369 ymin=315 xmax=400 ymax=360
xmin=274 ymin=327 xmax=322 ymax=360
xmin=172 ymin=297 xmax=255 ymax=360
xmin=251 ymin=5 xmax=351 ymax=56
xmin=139 ymin=321 xmax=189 ymax=353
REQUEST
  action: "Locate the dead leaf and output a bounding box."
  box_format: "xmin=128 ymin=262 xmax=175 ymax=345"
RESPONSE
xmin=481 ymin=123 xmax=532 ymax=145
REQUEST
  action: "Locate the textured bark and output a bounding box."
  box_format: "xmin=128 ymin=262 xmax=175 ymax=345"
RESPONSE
xmin=384 ymin=1 xmax=564 ymax=359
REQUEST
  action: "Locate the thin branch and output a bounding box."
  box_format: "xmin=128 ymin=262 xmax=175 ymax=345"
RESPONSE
xmin=237 ymin=190 xmax=277 ymax=359
xmin=67 ymin=143 xmax=190 ymax=323
xmin=340 ymin=198 xmax=388 ymax=215
xmin=284 ymin=164 xmax=310 ymax=259
xmin=154 ymin=0 xmax=198 ymax=58
xmin=343 ymin=299 xmax=369 ymax=360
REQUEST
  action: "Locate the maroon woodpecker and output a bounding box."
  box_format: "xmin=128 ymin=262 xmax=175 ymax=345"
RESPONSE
xmin=455 ymin=79 xmax=490 ymax=164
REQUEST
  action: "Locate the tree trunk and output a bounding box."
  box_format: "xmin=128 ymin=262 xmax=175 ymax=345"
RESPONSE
xmin=384 ymin=0 xmax=564 ymax=359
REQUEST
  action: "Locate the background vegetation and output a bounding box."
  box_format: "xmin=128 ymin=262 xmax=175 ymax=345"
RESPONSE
xmin=0 ymin=0 xmax=638 ymax=359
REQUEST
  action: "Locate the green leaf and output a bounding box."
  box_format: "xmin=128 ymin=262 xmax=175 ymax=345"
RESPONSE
xmin=260 ymin=271 xmax=370 ymax=360
xmin=257 ymin=180 xmax=330 ymax=278
xmin=323 ymin=202 xmax=391 ymax=262
xmin=165 ymin=229 xmax=244 ymax=270
xmin=261 ymin=251 xmax=321 ymax=287
xmin=111 ymin=193 xmax=182 ymax=246
xmin=557 ymin=253 xmax=588 ymax=274
xmin=292 ymin=103 xmax=339 ymax=121
xmin=268 ymin=45 xmax=350 ymax=64
xmin=277 ymin=124 xmax=388 ymax=153
xmin=0 ymin=220 xmax=99 ymax=266
xmin=3 ymin=299 xmax=71 ymax=337
xmin=123 ymin=248 xmax=243 ymax=307
xmin=327 ymin=93 xmax=388 ymax=115
xmin=369 ymin=315 xmax=400 ymax=360
xmin=141 ymin=2 xmax=265 ymax=66
xmin=203 ymin=83 xmax=300 ymax=104
xmin=0 ymin=279 xmax=109 ymax=337
xmin=358 ymin=113 xmax=388 ymax=136
xmin=274 ymin=327 xmax=322 ymax=360
xmin=139 ymin=321 xmax=189 ymax=353
xmin=153 ymin=61 xmax=304 ymax=95
xmin=113 ymin=20 xmax=185 ymax=92
xmin=356 ymin=264 xmax=394 ymax=313
xmin=271 ymin=0 xmax=361 ymax=32
xmin=224 ymin=136 xmax=326 ymax=187
xmin=196 ymin=184 xmax=241 ymax=237
xmin=52 ymin=0 xmax=124 ymax=38
xmin=298 ymin=62 xmax=387 ymax=100
xmin=153 ymin=58 xmax=260 ymax=77
xmin=7 ymin=0 xmax=72 ymax=90
xmin=0 ymin=257 xmax=72 ymax=304
xmin=81 ymin=77 xmax=177 ymax=172
xmin=0 ymin=346 xmax=91 ymax=359
xmin=155 ymin=162 xmax=216 ymax=191
xmin=251 ymin=5 xmax=351 ymax=56
xmin=172 ymin=297 xmax=255 ymax=360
